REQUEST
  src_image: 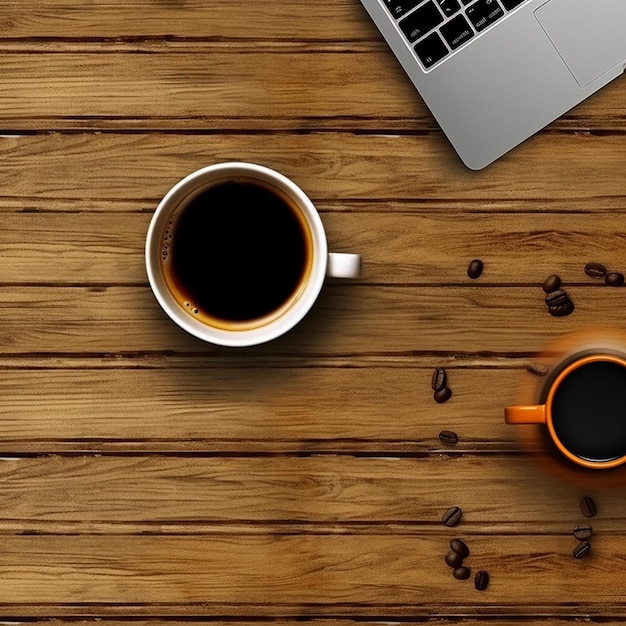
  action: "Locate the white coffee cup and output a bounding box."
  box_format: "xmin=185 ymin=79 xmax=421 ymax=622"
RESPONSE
xmin=145 ymin=162 xmax=361 ymax=347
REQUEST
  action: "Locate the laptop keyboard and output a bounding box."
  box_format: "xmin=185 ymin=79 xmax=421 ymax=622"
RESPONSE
xmin=384 ymin=0 xmax=528 ymax=68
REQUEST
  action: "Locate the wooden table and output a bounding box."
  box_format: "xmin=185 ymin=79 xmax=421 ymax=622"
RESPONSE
xmin=2 ymin=1 xmax=626 ymax=623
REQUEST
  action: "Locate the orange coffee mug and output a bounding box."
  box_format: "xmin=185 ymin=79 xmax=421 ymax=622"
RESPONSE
xmin=505 ymin=354 xmax=626 ymax=469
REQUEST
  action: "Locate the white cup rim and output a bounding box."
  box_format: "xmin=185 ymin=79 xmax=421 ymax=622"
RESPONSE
xmin=145 ymin=162 xmax=329 ymax=347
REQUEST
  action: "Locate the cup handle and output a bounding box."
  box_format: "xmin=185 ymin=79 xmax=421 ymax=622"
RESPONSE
xmin=504 ymin=404 xmax=547 ymax=424
xmin=327 ymin=252 xmax=361 ymax=279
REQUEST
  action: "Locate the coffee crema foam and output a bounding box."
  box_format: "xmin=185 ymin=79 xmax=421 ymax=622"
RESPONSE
xmin=160 ymin=178 xmax=314 ymax=331
xmin=162 ymin=216 xmax=203 ymax=315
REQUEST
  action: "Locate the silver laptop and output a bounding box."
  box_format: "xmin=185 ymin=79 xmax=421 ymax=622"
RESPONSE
xmin=358 ymin=0 xmax=626 ymax=169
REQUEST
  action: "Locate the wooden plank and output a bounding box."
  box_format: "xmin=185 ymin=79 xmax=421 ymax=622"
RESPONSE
xmin=12 ymin=622 xmax=625 ymax=626
xmin=0 ymin=212 xmax=143 ymax=284
xmin=0 ymin=285 xmax=622 ymax=355
xmin=0 ymin=0 xmax=375 ymax=41
xmin=0 ymin=533 xmax=621 ymax=612
xmin=0 ymin=50 xmax=425 ymax=127
xmin=0 ymin=51 xmax=623 ymax=131
xmin=0 ymin=454 xmax=617 ymax=527
xmin=1 ymin=210 xmax=626 ymax=285
xmin=0 ymin=134 xmax=625 ymax=210
xmin=328 ymin=211 xmax=626 ymax=285
xmin=0 ymin=362 xmax=559 ymax=451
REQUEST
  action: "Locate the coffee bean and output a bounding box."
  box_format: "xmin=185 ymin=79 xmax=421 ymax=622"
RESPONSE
xmin=573 ymin=523 xmax=593 ymax=540
xmin=585 ymin=262 xmax=607 ymax=278
xmin=450 ymin=538 xmax=469 ymax=558
xmin=527 ymin=363 xmax=549 ymax=377
xmin=545 ymin=289 xmax=570 ymax=307
xmin=580 ymin=496 xmax=597 ymax=518
xmin=442 ymin=506 xmax=462 ymax=527
xmin=605 ymin=272 xmax=625 ymax=287
xmin=445 ymin=551 xmax=464 ymax=568
xmin=573 ymin=540 xmax=591 ymax=559
xmin=431 ymin=368 xmax=447 ymax=391
xmin=548 ymin=301 xmax=575 ymax=317
xmin=474 ymin=570 xmax=489 ymax=591
xmin=542 ymin=274 xmax=562 ymax=293
xmin=467 ymin=259 xmax=484 ymax=279
xmin=439 ymin=430 xmax=459 ymax=445
xmin=434 ymin=387 xmax=452 ymax=404
xmin=453 ymin=566 xmax=471 ymax=580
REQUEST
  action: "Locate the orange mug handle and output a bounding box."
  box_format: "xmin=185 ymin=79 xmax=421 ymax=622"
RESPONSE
xmin=504 ymin=404 xmax=547 ymax=424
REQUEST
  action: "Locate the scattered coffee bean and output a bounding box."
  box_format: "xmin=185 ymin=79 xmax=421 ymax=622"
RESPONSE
xmin=573 ymin=523 xmax=593 ymax=540
xmin=584 ymin=262 xmax=607 ymax=278
xmin=445 ymin=551 xmax=464 ymax=568
xmin=544 ymin=287 xmax=575 ymax=317
xmin=474 ymin=570 xmax=489 ymax=591
xmin=545 ymin=289 xmax=569 ymax=307
xmin=548 ymin=300 xmax=575 ymax=317
xmin=573 ymin=540 xmax=591 ymax=559
xmin=542 ymin=274 xmax=562 ymax=293
xmin=434 ymin=387 xmax=452 ymax=404
xmin=580 ymin=496 xmax=597 ymax=518
xmin=605 ymin=272 xmax=625 ymax=287
xmin=467 ymin=259 xmax=484 ymax=279
xmin=453 ymin=566 xmax=471 ymax=580
xmin=431 ymin=368 xmax=447 ymax=391
xmin=439 ymin=430 xmax=459 ymax=445
xmin=442 ymin=506 xmax=462 ymax=527
xmin=527 ymin=363 xmax=549 ymax=377
xmin=450 ymin=538 xmax=470 ymax=558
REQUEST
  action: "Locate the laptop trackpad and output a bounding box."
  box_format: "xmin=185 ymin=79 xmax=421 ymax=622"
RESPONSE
xmin=535 ymin=0 xmax=626 ymax=87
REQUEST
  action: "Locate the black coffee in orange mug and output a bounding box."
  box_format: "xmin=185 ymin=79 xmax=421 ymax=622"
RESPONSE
xmin=505 ymin=354 xmax=626 ymax=468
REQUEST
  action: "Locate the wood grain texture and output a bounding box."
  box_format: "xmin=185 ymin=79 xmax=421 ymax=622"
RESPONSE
xmin=0 ymin=363 xmax=533 ymax=451
xmin=0 ymin=285 xmax=623 ymax=354
xmin=15 ymin=620 xmax=621 ymax=626
xmin=1 ymin=209 xmax=626 ymax=285
xmin=0 ymin=134 xmax=625 ymax=209
xmin=1 ymin=0 xmax=625 ymax=622
xmin=0 ymin=533 xmax=624 ymax=615
xmin=0 ymin=454 xmax=621 ymax=527
xmin=0 ymin=0 xmax=375 ymax=40
xmin=0 ymin=26 xmax=622 ymax=132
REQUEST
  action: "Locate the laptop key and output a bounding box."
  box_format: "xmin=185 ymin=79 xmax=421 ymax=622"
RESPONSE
xmin=383 ymin=0 xmax=423 ymax=19
xmin=437 ymin=0 xmax=461 ymax=17
xmin=465 ymin=0 xmax=504 ymax=32
xmin=440 ymin=14 xmax=474 ymax=49
xmin=500 ymin=0 xmax=526 ymax=9
xmin=414 ymin=31 xmax=449 ymax=68
xmin=399 ymin=1 xmax=444 ymax=43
